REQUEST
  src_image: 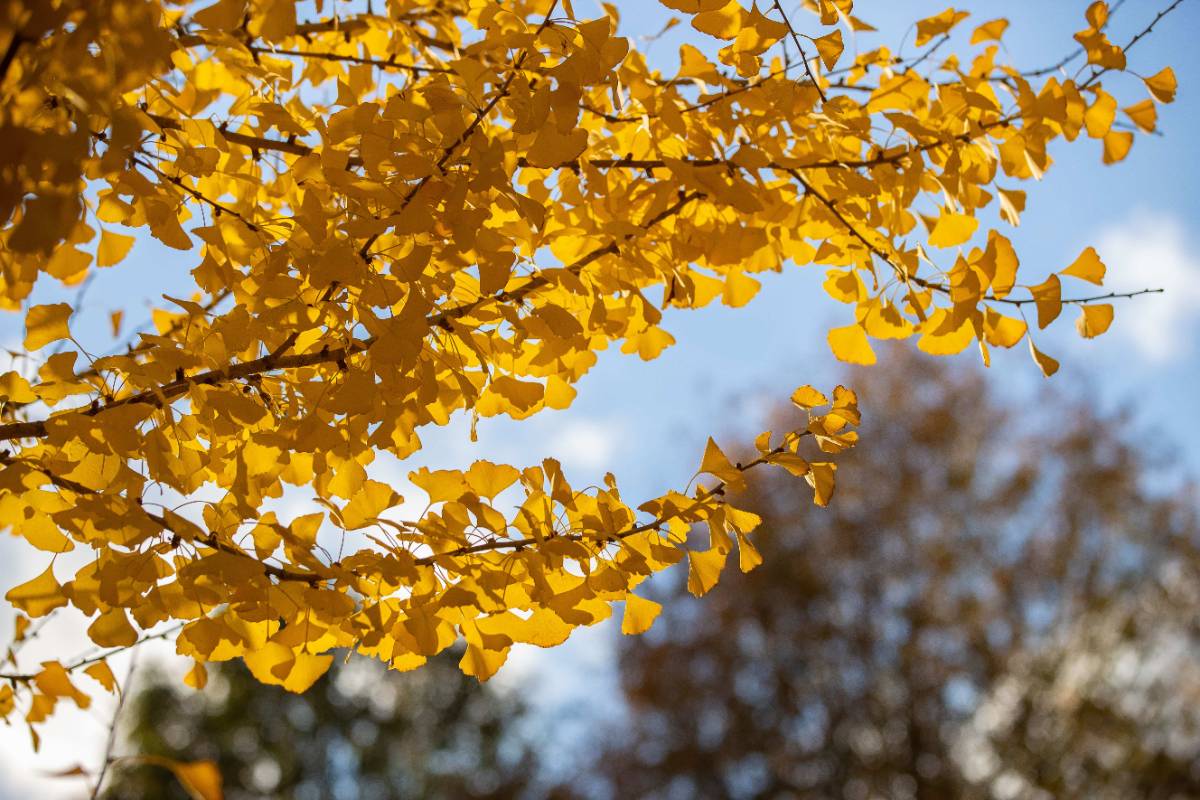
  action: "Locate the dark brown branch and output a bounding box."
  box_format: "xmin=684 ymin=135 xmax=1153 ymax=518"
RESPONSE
xmin=0 ymin=179 xmax=696 ymax=444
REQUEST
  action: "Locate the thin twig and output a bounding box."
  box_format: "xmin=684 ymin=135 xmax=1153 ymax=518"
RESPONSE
xmin=771 ymin=0 xmax=828 ymax=103
xmin=90 ymin=653 xmax=137 ymax=800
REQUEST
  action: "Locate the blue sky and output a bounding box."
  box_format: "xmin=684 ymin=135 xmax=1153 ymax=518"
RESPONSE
xmin=2 ymin=1 xmax=1199 ymax=795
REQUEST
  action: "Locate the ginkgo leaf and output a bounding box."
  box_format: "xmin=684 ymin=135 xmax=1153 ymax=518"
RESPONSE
xmin=691 ymin=1 xmax=742 ymax=39
xmin=1144 ymin=66 xmax=1177 ymax=103
xmin=83 ymin=662 xmax=118 ymax=693
xmin=183 ymin=661 xmax=208 ymax=690
xmin=805 ymin=462 xmax=837 ymax=507
xmin=5 ymin=565 xmax=67 ymax=618
xmin=1123 ymin=99 xmax=1157 ymax=133
xmin=621 ymin=594 xmax=663 ymax=635
xmin=812 ymin=29 xmax=843 ymax=70
xmin=915 ymin=8 xmax=970 ymax=46
xmin=87 ymin=608 xmax=138 ymax=648
xmin=928 ymin=210 xmax=979 ymax=248
xmin=1102 ymin=130 xmax=1134 ymax=164
xmin=1029 ymin=274 xmax=1062 ymax=329
xmin=465 ymin=461 xmax=521 ymax=499
xmin=722 ymin=270 xmax=761 ymax=307
xmin=791 ymin=385 xmax=828 ymax=409
xmin=24 ymin=304 xmax=73 ymax=350
xmin=1084 ymin=90 xmax=1117 ymax=138
xmin=970 ymin=18 xmax=1008 ymax=44
xmin=1028 ymin=338 xmax=1060 ymax=377
xmin=1061 ymin=246 xmax=1106 ymax=285
xmin=983 ymin=309 xmax=1027 ymax=348
xmin=0 ymin=371 xmax=37 ymax=403
xmin=699 ymin=437 xmax=742 ymax=488
xmin=1076 ymin=304 xmax=1114 ymax=338
xmin=686 ymin=547 xmax=727 ymax=597
xmin=828 ymin=324 xmax=876 ymax=365
xmin=96 ymin=230 xmax=135 ymax=267
xmin=525 ymin=127 xmax=588 ymax=169
xmin=34 ymin=662 xmax=90 ymax=708
xmin=169 ymin=759 xmax=224 ymax=800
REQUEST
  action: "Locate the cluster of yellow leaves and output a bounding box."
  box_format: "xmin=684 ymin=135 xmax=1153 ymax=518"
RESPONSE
xmin=0 ymin=0 xmax=1175 ymax=736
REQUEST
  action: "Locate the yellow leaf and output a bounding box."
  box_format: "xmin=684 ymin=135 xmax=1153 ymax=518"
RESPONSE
xmin=193 ymin=0 xmax=246 ymax=31
xmin=790 ymin=385 xmax=828 ymax=409
xmin=24 ymin=303 xmax=73 ymax=350
xmin=686 ymin=547 xmax=727 ymax=597
xmin=87 ymin=607 xmax=138 ymax=648
xmin=691 ymin=1 xmax=743 ymax=39
xmin=83 ymin=662 xmax=118 ymax=693
xmin=1123 ymin=99 xmax=1156 ymax=133
xmin=171 ymin=760 xmax=224 ymax=800
xmin=985 ymin=230 xmax=1019 ymax=298
xmin=1061 ymin=246 xmax=1106 ymax=285
xmin=805 ymin=462 xmax=837 ymax=507
xmin=1102 ymin=130 xmax=1133 ymax=164
xmin=544 ymin=375 xmax=576 ymax=410
xmin=459 ymin=640 xmax=509 ymax=681
xmin=339 ymin=479 xmax=398 ymax=529
xmin=916 ymin=8 xmax=970 ymax=46
xmin=96 ymin=230 xmax=135 ymax=267
xmin=998 ymin=187 xmax=1026 ymax=228
xmin=918 ymin=312 xmax=974 ymax=356
xmin=812 ymin=29 xmax=843 ymax=70
xmin=525 ymin=127 xmax=588 ymax=169
xmin=827 ymin=324 xmax=876 ymax=365
xmin=1076 ymin=304 xmax=1114 ymax=338
xmin=621 ymin=593 xmax=663 ymax=635
xmin=983 ymin=309 xmax=1026 ymax=348
xmin=465 ymin=461 xmax=520 ymax=499
xmin=1029 ymin=274 xmax=1062 ymax=329
xmin=970 ymin=18 xmax=1008 ymax=44
xmin=735 ymin=531 xmax=763 ymax=572
xmin=722 ymin=270 xmax=760 ymax=307
xmin=1084 ymin=90 xmax=1117 ymax=138
xmin=699 ymin=437 xmax=742 ymax=486
xmin=244 ymin=642 xmax=332 ymax=693
xmin=34 ymin=661 xmax=90 ymax=708
xmin=5 ymin=565 xmax=68 ymax=618
xmin=184 ymin=661 xmax=208 ymax=690
xmin=1144 ymin=66 xmax=1177 ymax=103
xmin=928 ymin=210 xmax=979 ymax=248
xmin=1073 ymin=26 xmax=1125 ymax=71
xmin=0 ymin=370 xmax=37 ymax=403
xmin=1028 ymin=338 xmax=1060 ymax=377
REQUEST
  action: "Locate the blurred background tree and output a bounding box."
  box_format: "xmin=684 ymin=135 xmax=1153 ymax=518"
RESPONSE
xmin=103 ymin=647 xmax=537 ymax=800
xmin=590 ymin=351 xmax=1200 ymax=800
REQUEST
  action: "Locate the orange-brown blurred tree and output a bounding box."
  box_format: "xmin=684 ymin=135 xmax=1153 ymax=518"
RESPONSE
xmin=595 ymin=351 xmax=1200 ymax=799
xmin=0 ymin=0 xmax=1180 ymax=740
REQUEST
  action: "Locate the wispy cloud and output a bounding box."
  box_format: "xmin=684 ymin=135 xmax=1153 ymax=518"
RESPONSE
xmin=1097 ymin=212 xmax=1200 ymax=363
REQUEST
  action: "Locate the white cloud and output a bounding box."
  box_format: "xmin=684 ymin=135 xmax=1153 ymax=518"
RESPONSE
xmin=1096 ymin=212 xmax=1200 ymax=363
xmin=544 ymin=418 xmax=622 ymax=472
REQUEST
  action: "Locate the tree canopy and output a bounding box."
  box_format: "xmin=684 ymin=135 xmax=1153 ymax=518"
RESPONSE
xmin=595 ymin=350 xmax=1200 ymax=799
xmin=106 ymin=648 xmax=536 ymax=800
xmin=0 ymin=0 xmax=1181 ymax=746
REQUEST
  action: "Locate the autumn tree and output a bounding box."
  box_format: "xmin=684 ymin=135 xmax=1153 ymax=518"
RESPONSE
xmin=592 ymin=351 xmax=1200 ymax=800
xmin=0 ymin=0 xmax=1181 ymax=742
xmin=104 ymin=647 xmax=538 ymax=800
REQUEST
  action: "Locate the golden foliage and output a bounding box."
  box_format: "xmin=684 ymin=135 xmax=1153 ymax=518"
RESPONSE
xmin=0 ymin=0 xmax=1177 ymax=738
